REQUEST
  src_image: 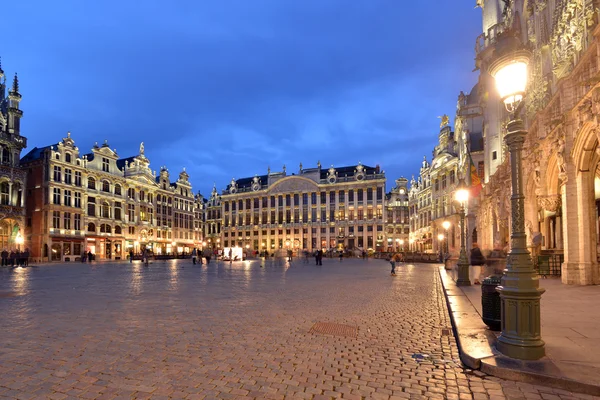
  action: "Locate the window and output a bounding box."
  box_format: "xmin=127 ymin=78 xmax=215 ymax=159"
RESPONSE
xmin=357 ymin=189 xmax=363 ymax=202
xmin=115 ymin=226 xmax=122 ymax=234
xmin=0 ymin=183 xmax=8 ymax=205
xmin=63 ymin=190 xmax=71 ymax=207
xmin=74 ymin=214 xmax=81 ymax=230
xmin=88 ymin=177 xmax=96 ymax=190
xmin=114 ymin=203 xmax=122 ymax=220
xmin=53 ymin=188 xmax=61 ymax=205
xmin=449 ymin=170 xmax=456 ymax=184
xmin=339 ymin=190 xmax=345 ymax=203
xmin=376 ymin=187 xmax=383 ymax=201
xmin=75 ymin=171 xmax=82 ymax=186
xmin=87 ymin=197 xmax=96 ymax=216
xmin=74 ymin=192 xmax=81 ymax=208
xmin=140 ymin=191 xmax=145 ymax=202
xmin=101 ymin=202 xmax=111 ymax=218
xmin=100 ymin=224 xmax=111 ymax=233
xmin=64 ymin=169 xmax=72 ymax=184
xmin=320 ymin=192 xmax=326 ymax=204
xmin=102 ymin=180 xmax=110 ymax=193
xmin=492 ymin=151 xmax=497 ymax=160
xmin=102 ymin=157 xmax=110 ymax=172
xmin=441 ymin=175 xmax=447 ymax=190
xmin=478 ymin=162 xmax=484 ymax=179
xmin=53 ymin=166 xmax=61 ymax=182
xmin=53 ymin=211 xmax=60 ymax=229
xmin=65 ymin=153 xmax=72 ymax=163
xmin=311 ymin=192 xmax=317 ymax=204
xmin=348 ymin=190 xmax=354 ymax=202
xmin=367 ymin=188 xmax=373 ymax=201
xmin=278 ymin=196 xmax=283 ymax=207
xmin=63 ymin=212 xmax=71 ymax=229
xmin=129 ymin=226 xmax=135 ymax=235
xmin=115 ymin=184 xmax=122 ymax=195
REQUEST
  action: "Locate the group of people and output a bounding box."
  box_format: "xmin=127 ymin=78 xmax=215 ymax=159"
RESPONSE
xmin=1 ymin=249 xmax=30 ymax=267
xmin=80 ymin=251 xmax=96 ymax=263
xmin=190 ymin=248 xmax=215 ymax=265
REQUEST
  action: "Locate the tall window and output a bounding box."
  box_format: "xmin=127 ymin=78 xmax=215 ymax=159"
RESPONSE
xmin=114 ymin=184 xmax=122 ymax=196
xmin=357 ymin=189 xmax=363 ymax=202
xmin=74 ymin=214 xmax=81 ymax=230
xmin=74 ymin=171 xmax=82 ymax=186
xmin=102 ymin=181 xmax=110 ymax=193
xmin=367 ymin=188 xmax=373 ymax=201
xmin=101 ymin=202 xmax=110 ymax=218
xmin=65 ymin=153 xmax=72 ymax=163
xmin=63 ymin=212 xmax=71 ymax=229
xmin=74 ymin=192 xmax=81 ymax=208
xmin=64 ymin=169 xmax=72 ymax=184
xmin=87 ymin=197 xmax=95 ymax=216
xmin=376 ymin=187 xmax=383 ymax=201
xmin=102 ymin=157 xmax=110 ymax=172
xmin=114 ymin=202 xmax=122 ymax=220
xmin=53 ymin=166 xmax=61 ymax=182
xmin=311 ymin=192 xmax=317 ymax=205
xmin=53 ymin=188 xmax=61 ymax=204
xmin=128 ymin=204 xmax=135 ymax=221
xmin=0 ymin=182 xmax=9 ymax=205
xmin=53 ymin=211 xmax=60 ymax=229
xmin=348 ymin=190 xmax=354 ymax=202
xmin=63 ymin=190 xmax=71 ymax=207
xmin=88 ymin=177 xmax=96 ymax=190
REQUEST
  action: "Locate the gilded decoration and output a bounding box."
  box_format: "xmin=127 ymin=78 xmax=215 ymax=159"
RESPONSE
xmin=525 ymin=50 xmax=550 ymax=118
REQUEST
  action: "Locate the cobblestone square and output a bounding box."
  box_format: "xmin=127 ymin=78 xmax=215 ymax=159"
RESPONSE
xmin=0 ymin=259 xmax=594 ymax=399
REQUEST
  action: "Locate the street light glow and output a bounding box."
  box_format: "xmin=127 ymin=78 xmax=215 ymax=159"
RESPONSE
xmin=437 ymin=233 xmax=444 ymax=241
xmin=442 ymin=220 xmax=451 ymax=230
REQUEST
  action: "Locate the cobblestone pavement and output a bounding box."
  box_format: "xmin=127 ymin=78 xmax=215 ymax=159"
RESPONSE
xmin=0 ymin=258 xmax=596 ymax=400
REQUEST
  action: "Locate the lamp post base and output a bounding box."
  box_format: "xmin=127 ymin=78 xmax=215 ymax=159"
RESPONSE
xmin=456 ymin=260 xmax=471 ymax=286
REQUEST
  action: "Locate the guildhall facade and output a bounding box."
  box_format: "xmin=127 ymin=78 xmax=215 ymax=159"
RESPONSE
xmin=21 ymin=133 xmax=200 ymax=262
xmin=217 ymin=163 xmax=403 ymax=253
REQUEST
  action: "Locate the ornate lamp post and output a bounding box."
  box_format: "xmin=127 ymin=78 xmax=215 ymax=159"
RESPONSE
xmin=489 ymin=44 xmax=545 ymax=360
xmin=454 ymin=180 xmax=470 ymax=286
xmin=15 ymin=232 xmax=24 ymax=251
xmin=437 ymin=233 xmax=444 ymax=261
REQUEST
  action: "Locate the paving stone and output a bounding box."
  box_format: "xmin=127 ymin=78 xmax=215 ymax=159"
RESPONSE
xmin=0 ymin=260 xmax=598 ymax=400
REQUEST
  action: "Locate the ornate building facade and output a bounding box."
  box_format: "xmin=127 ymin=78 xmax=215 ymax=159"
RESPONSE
xmin=217 ymin=163 xmax=387 ymax=253
xmin=385 ymin=178 xmax=410 ymax=252
xmin=409 ymin=157 xmax=433 ymax=252
xmin=0 ymin=62 xmax=27 ymax=251
xmin=21 ymin=133 xmax=199 ymax=262
xmin=475 ymin=0 xmax=600 ymax=284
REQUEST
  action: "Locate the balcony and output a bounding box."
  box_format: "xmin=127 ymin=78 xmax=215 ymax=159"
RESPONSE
xmin=475 ymin=23 xmax=505 ymax=56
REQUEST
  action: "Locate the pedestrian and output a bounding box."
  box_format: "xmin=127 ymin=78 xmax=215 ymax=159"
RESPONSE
xmin=1 ymin=249 xmax=7 ymax=266
xmin=287 ymin=249 xmax=293 ymax=263
xmin=23 ymin=248 xmax=30 ymax=266
xmin=228 ymin=248 xmax=233 ymax=264
xmin=315 ymin=249 xmax=323 ymax=266
xmin=192 ymin=248 xmax=197 ymax=265
xmin=469 ymin=243 xmax=486 ymax=284
xmin=142 ymin=248 xmax=149 ymax=267
xmin=88 ymin=251 xmax=93 ymax=263
xmin=81 ymin=251 xmax=87 ymax=263
xmin=390 ymin=252 xmax=403 ymax=276
xmin=339 ymin=251 xmax=343 ymax=262
xmin=203 ymin=247 xmax=211 ymax=265
xmin=303 ymin=250 xmax=309 ymax=264
xmin=9 ymin=250 xmax=15 ymax=267
xmin=129 ymin=249 xmax=134 ymax=263
xmin=362 ymin=250 xmax=366 ymax=260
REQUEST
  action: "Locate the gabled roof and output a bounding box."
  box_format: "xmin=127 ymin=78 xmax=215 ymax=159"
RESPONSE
xmin=116 ymin=156 xmax=136 ymax=170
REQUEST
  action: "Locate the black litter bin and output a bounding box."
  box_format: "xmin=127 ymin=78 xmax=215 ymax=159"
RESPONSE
xmin=481 ymin=275 xmax=502 ymax=331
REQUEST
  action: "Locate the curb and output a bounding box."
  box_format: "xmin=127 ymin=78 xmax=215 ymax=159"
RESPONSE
xmin=438 ymin=266 xmax=600 ymax=397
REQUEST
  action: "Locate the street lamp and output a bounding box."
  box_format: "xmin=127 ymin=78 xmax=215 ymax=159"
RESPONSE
xmin=489 ymin=44 xmax=545 ymax=360
xmin=15 ymin=232 xmax=24 ymax=251
xmin=442 ymin=220 xmax=451 ymax=255
xmin=454 ymin=179 xmax=470 ymax=286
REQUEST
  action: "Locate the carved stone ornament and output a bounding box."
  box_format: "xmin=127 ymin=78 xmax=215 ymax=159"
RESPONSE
xmin=229 ymin=178 xmax=237 ymax=194
xmin=327 ymin=166 xmax=337 ymax=184
xmin=550 ymin=0 xmax=594 ymax=79
xmin=537 ymin=194 xmax=561 ymax=212
xmin=252 ymin=175 xmax=261 ymax=191
xmin=269 ymin=177 xmax=318 ymax=194
xmin=555 ymin=137 xmax=568 ymax=183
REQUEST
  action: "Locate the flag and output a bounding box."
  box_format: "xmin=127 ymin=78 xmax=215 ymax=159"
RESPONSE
xmin=468 ymin=151 xmax=482 ymax=197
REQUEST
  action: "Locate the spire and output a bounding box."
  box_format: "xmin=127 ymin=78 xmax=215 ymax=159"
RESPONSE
xmin=10 ymin=73 xmax=19 ymax=94
xmin=0 ymin=56 xmax=3 ymax=75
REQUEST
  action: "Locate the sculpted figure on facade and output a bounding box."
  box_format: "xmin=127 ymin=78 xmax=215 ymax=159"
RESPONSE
xmin=556 ymin=137 xmax=567 ymax=182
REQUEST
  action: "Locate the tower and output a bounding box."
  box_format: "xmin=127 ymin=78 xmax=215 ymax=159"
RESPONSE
xmin=7 ymin=73 xmax=23 ymax=137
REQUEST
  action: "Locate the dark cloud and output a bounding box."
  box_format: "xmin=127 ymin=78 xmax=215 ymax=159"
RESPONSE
xmin=4 ymin=0 xmax=481 ymax=195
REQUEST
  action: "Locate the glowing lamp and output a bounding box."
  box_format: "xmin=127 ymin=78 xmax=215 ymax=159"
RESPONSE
xmin=489 ymin=50 xmax=530 ymax=112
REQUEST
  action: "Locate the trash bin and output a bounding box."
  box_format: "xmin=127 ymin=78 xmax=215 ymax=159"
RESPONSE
xmin=481 ymin=275 xmax=502 ymax=331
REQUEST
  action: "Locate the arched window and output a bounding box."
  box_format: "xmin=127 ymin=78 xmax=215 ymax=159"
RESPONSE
xmin=65 ymin=153 xmax=72 ymax=163
xmin=88 ymin=177 xmax=96 ymax=190
xmin=114 ymin=225 xmax=122 ymax=234
xmin=0 ymin=182 xmax=9 ymax=205
xmin=114 ymin=184 xmax=122 ymax=196
xmin=148 ymin=193 xmax=153 ymax=203
xmin=101 ymin=201 xmax=111 ymax=218
xmin=55 ymin=154 xmax=60 ymax=160
xmin=87 ymin=223 xmax=96 ymax=232
xmin=140 ymin=191 xmax=145 ymax=202
xmin=100 ymin=224 xmax=111 ymax=233
xmin=102 ymin=180 xmax=110 ymax=193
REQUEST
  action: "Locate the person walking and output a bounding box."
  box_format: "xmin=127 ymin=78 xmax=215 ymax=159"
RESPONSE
xmin=203 ymin=247 xmax=211 ymax=265
xmin=287 ymin=249 xmax=293 ymax=263
xmin=228 ymin=248 xmax=233 ymax=264
xmin=9 ymin=250 xmax=15 ymax=267
xmin=142 ymin=248 xmax=149 ymax=267
xmin=87 ymin=251 xmax=93 ymax=263
xmin=191 ymin=248 xmax=197 ymax=265
xmin=23 ymin=248 xmax=30 ymax=267
xmin=339 ymin=251 xmax=343 ymax=262
xmin=390 ymin=252 xmax=403 ymax=276
xmin=129 ymin=249 xmax=134 ymax=263
xmin=469 ymin=243 xmax=486 ymax=284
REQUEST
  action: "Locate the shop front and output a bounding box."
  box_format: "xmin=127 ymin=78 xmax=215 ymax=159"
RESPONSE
xmin=85 ymin=236 xmax=124 ymax=260
xmin=48 ymin=236 xmax=85 ymax=262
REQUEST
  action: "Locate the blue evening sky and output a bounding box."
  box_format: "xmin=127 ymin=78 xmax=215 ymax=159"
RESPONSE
xmin=2 ymin=1 xmax=481 ymax=196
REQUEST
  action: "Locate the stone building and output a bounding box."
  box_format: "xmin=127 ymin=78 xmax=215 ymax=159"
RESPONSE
xmin=203 ymin=185 xmax=222 ymax=251
xmin=475 ymin=0 xmax=600 ymax=284
xmin=0 ymin=62 xmax=27 ymax=252
xmin=21 ymin=133 xmax=198 ymax=261
xmin=218 ymin=162 xmax=386 ymax=254
xmin=384 ymin=177 xmax=410 ymax=252
xmin=408 ymin=158 xmax=433 ymax=253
